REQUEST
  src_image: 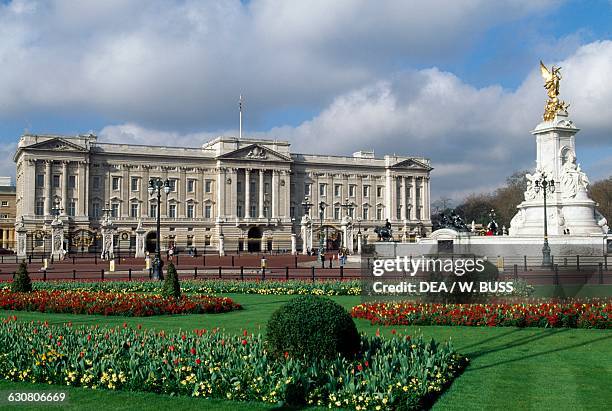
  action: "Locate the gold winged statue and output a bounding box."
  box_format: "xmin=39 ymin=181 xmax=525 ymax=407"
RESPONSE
xmin=540 ymin=60 xmax=569 ymax=121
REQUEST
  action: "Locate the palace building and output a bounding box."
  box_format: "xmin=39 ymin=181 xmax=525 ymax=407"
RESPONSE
xmin=13 ymin=133 xmax=432 ymax=253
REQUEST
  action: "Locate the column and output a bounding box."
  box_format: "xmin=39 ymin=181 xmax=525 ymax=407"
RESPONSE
xmin=78 ymin=161 xmax=87 ymax=216
xmin=229 ymin=168 xmax=238 ymax=218
xmin=284 ymin=170 xmax=291 ymax=218
xmin=401 ymin=176 xmax=407 ymax=221
xmin=424 ymin=177 xmax=431 ymax=220
xmin=385 ymin=169 xmax=392 ymax=220
xmin=271 ymin=170 xmax=278 ymax=218
xmin=411 ymin=176 xmax=417 ymax=221
xmin=121 ymin=164 xmax=129 ymax=217
xmin=84 ymin=161 xmax=89 ymax=216
xmin=245 ymin=168 xmax=251 ymax=218
xmin=142 ymin=166 xmax=150 ymax=217
xmin=61 ymin=161 xmax=68 ymax=215
xmin=216 ymin=167 xmax=226 ymax=218
xmin=258 ymin=169 xmax=265 ymax=218
xmin=178 ymin=167 xmax=187 ymax=218
xmin=44 ymin=160 xmax=52 ymax=215
xmin=2 ymin=229 xmax=6 ymax=249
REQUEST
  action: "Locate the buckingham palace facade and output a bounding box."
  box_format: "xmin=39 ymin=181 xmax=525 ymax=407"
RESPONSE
xmin=13 ymin=133 xmax=432 ymax=253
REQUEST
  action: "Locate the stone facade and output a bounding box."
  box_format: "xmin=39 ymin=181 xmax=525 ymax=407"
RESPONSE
xmin=13 ymin=134 xmax=432 ymax=253
xmin=0 ymin=182 xmax=16 ymax=250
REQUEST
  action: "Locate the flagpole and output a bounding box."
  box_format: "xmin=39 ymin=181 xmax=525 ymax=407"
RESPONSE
xmin=239 ymin=95 xmax=243 ymax=139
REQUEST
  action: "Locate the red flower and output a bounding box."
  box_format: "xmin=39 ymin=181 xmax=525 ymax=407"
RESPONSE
xmin=241 ymin=339 xmax=247 ymax=346
xmin=357 ymin=364 xmax=363 ymax=371
xmin=364 ymin=360 xmax=369 ymax=367
xmin=284 ymin=351 xmax=289 ymax=359
xmin=195 ymin=358 xmax=201 ymax=365
xmin=87 ymin=334 xmax=91 ymax=341
xmin=123 ymin=322 xmax=127 ymax=328
xmin=243 ymin=329 xmax=248 ymax=337
xmin=169 ymin=345 xmax=175 ymax=351
xmin=375 ymin=328 xmax=380 ymax=337
xmin=190 ymin=347 xmax=196 ymax=355
xmin=137 ymin=324 xmax=142 ymax=330
xmin=391 ymin=329 xmax=397 ymax=334
xmin=181 ymin=334 xmax=186 ymax=341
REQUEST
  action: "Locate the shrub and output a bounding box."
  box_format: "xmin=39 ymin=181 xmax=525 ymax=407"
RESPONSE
xmin=11 ymin=262 xmax=32 ymax=293
xmin=266 ymin=295 xmax=360 ymax=361
xmin=162 ymin=262 xmax=181 ymax=299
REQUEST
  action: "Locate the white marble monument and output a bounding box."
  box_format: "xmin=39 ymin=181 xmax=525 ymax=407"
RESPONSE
xmin=509 ymin=62 xmax=607 ymax=237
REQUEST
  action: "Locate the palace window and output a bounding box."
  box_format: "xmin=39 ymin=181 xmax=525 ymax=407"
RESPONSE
xmin=319 ymin=183 xmax=327 ymax=197
xmin=204 ymin=205 xmax=212 ymax=219
xmin=1 ymin=201 xmax=7 ymax=207
xmin=168 ymin=179 xmax=177 ymax=192
xmin=112 ymin=177 xmax=120 ymax=191
xmin=187 ymin=179 xmax=195 ymax=193
xmin=92 ymin=203 xmax=100 ymax=218
xmin=130 ymin=203 xmax=139 ymax=218
xmin=168 ymin=204 xmax=177 ymax=218
xmin=397 ymin=207 xmax=402 ymax=220
xmin=349 ymin=185 xmax=356 ymax=197
xmin=35 ymin=201 xmax=44 ymax=216
xmin=205 ymin=180 xmax=212 ymax=193
xmin=52 ymin=175 xmax=60 ymax=188
xmin=362 ymin=207 xmax=369 ymax=220
xmin=304 ymin=183 xmax=311 ymax=196
xmin=348 ymin=207 xmax=355 ymax=218
xmin=111 ymin=203 xmax=119 ymax=218
xmin=377 ymin=186 xmax=384 ymax=197
xmin=376 ymin=208 xmax=383 ymax=220
xmin=131 ymin=177 xmax=139 ymax=191
xmin=290 ymin=206 xmax=295 ymax=218
xmin=334 ymin=184 xmax=341 ymax=197
xmin=150 ymin=203 xmax=158 ymax=218
xmin=186 ymin=236 xmax=193 ymax=247
xmin=92 ymin=176 xmax=100 ymax=189
xmin=205 ymin=236 xmax=211 ymax=246
xmin=363 ymin=185 xmax=370 ymax=197
xmin=186 ymin=204 xmax=194 ymax=218
xmin=68 ymin=175 xmax=76 ymax=189
xmin=237 ymin=205 xmax=243 ymax=218
xmin=67 ymin=201 xmax=76 ymax=217
xmin=36 ymin=174 xmax=44 ymax=187
xmin=264 ymin=183 xmax=270 ymax=194
xmin=250 ymin=205 xmax=256 ymax=218
xmin=334 ymin=207 xmax=340 ymax=220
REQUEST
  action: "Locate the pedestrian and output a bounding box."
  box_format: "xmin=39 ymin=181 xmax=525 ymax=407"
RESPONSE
xmin=320 ymin=251 xmax=325 ymax=268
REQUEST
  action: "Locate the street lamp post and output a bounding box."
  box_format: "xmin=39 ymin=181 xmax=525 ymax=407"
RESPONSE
xmin=534 ymin=172 xmax=555 ymax=266
xmin=148 ymin=178 xmax=171 ymax=280
xmin=318 ymin=201 xmax=325 ymax=252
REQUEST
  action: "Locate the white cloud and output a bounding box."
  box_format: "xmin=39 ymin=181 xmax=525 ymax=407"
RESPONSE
xmin=97 ymin=40 xmax=612 ymax=200
xmin=0 ymin=0 xmax=556 ymax=127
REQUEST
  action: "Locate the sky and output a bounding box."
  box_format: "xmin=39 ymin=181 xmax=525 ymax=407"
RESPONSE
xmin=0 ymin=0 xmax=611 ymax=202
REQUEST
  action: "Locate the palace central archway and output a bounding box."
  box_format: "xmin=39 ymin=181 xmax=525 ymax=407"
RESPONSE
xmin=247 ymin=227 xmax=262 ymax=252
xmin=145 ymin=231 xmax=157 ymax=253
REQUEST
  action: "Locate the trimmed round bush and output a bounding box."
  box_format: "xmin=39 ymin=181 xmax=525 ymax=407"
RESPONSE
xmin=266 ymin=295 xmax=360 ymax=360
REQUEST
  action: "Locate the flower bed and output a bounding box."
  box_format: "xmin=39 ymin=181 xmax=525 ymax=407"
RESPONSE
xmin=0 ymin=290 xmax=241 ymax=317
xmin=0 ymin=317 xmax=467 ymax=410
xmin=8 ymin=279 xmax=362 ymax=296
xmin=352 ymin=301 xmax=612 ymax=329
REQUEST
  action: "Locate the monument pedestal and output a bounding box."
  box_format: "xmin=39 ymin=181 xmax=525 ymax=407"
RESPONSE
xmin=510 ymin=112 xmax=607 ymax=236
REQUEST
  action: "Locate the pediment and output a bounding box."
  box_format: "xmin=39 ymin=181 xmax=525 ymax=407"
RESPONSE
xmin=218 ymin=144 xmax=291 ymax=162
xmin=390 ymin=158 xmax=432 ymax=171
xmin=26 ymin=138 xmax=88 ymax=152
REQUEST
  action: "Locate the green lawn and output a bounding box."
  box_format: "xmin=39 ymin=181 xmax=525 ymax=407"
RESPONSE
xmin=1 ymin=293 xmax=611 ymax=410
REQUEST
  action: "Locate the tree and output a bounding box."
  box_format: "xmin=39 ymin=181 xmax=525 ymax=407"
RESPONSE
xmin=12 ymin=262 xmax=32 ymax=293
xmin=590 ymin=176 xmax=612 ymax=223
xmin=455 ymin=193 xmax=495 ymax=226
xmin=162 ymin=262 xmax=181 ymax=299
